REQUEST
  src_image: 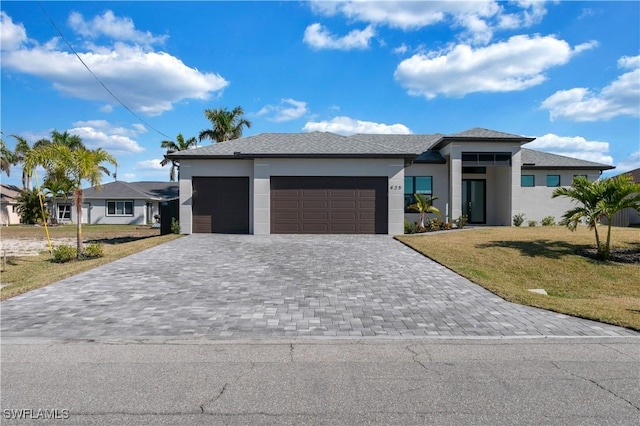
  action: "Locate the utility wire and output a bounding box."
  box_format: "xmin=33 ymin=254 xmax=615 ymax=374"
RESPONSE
xmin=39 ymin=3 xmax=174 ymax=141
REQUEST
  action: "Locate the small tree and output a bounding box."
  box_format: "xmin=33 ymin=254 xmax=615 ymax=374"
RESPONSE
xmin=16 ymin=188 xmax=47 ymax=224
xmin=26 ymin=144 xmax=116 ymax=257
xmin=553 ymin=175 xmax=640 ymax=260
xmin=199 ymin=106 xmax=252 ymax=143
xmin=408 ymin=193 xmax=441 ymax=229
xmin=160 ymin=133 xmax=197 ymax=181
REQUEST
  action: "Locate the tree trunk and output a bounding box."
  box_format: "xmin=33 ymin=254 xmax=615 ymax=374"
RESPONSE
xmin=74 ymin=188 xmax=84 ymax=258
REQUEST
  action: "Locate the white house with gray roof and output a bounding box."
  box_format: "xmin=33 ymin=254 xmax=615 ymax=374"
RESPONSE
xmin=70 ymin=181 xmax=179 ymax=225
xmin=167 ymin=128 xmax=613 ymax=235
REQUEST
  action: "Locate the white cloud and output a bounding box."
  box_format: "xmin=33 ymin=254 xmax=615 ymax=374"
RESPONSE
xmin=541 ymin=55 xmax=640 ymax=121
xmin=303 ymin=116 xmax=411 ymax=135
xmin=135 ymin=159 xmax=164 ymax=171
xmin=393 ymin=43 xmax=408 ymax=55
xmin=257 ymin=98 xmax=308 ymax=122
xmin=0 ymin=11 xmax=27 ymax=51
xmin=303 ymin=23 xmax=375 ymax=50
xmin=309 ymin=1 xmax=549 ymax=45
xmin=1 ymin=11 xmax=228 ymax=116
xmin=68 ymin=11 xmax=167 ymax=46
xmin=524 ymin=133 xmax=613 ymax=165
xmin=615 ymin=151 xmax=640 ymax=174
xmin=394 ymin=35 xmax=593 ymax=99
xmin=68 ymin=120 xmax=145 ymax=154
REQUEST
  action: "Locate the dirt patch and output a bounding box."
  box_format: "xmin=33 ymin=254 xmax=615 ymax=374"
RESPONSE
xmin=0 ymin=238 xmax=77 ymax=257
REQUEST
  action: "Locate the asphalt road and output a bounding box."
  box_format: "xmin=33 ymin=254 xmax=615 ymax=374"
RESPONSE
xmin=1 ymin=337 xmax=639 ymax=425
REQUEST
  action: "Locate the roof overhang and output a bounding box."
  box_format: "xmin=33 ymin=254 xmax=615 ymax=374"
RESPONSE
xmin=432 ymin=136 xmax=535 ymax=150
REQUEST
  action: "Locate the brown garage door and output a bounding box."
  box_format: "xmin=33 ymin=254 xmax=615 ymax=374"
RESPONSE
xmin=271 ymin=177 xmax=388 ymax=234
xmin=192 ymin=177 xmax=249 ymax=234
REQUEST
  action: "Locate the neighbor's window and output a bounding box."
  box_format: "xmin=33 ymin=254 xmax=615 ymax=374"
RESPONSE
xmin=521 ymin=175 xmax=535 ymax=187
xmin=404 ymin=176 xmax=432 ymax=212
xmin=58 ymin=204 xmax=72 ymax=221
xmin=546 ymin=175 xmax=561 ymax=187
xmin=107 ymin=200 xmax=133 ymax=216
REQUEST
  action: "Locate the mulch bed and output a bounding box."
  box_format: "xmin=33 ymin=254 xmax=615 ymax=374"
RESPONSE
xmin=577 ymin=248 xmax=640 ymax=264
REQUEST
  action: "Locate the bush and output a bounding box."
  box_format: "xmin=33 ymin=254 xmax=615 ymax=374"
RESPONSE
xmin=541 ymin=216 xmax=556 ymax=226
xmin=52 ymin=245 xmax=76 ymax=263
xmin=171 ymin=217 xmax=180 ymax=234
xmin=513 ymin=213 xmax=526 ymax=227
xmin=528 ymin=220 xmax=537 ymax=227
xmin=453 ymin=215 xmax=468 ymax=229
xmin=404 ymin=220 xmax=416 ymax=234
xmin=83 ymin=243 xmax=104 ymax=259
xmin=426 ymin=218 xmax=444 ymax=232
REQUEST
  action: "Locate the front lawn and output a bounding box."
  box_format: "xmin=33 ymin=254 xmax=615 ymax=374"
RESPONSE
xmin=397 ymin=226 xmax=640 ymax=331
xmin=1 ymin=225 xmax=180 ymax=300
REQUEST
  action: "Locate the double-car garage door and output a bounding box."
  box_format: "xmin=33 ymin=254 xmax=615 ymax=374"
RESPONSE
xmin=192 ymin=176 xmax=388 ymax=234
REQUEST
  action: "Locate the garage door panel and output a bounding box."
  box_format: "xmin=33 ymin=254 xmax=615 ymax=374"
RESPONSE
xmin=271 ymin=177 xmax=387 ymax=234
xmin=192 ymin=177 xmax=249 ymax=234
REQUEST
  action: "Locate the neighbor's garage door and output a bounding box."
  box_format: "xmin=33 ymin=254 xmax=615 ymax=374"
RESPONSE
xmin=192 ymin=177 xmax=249 ymax=234
xmin=270 ymin=177 xmax=388 ymax=234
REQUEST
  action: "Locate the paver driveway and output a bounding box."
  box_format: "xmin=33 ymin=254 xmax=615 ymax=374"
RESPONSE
xmin=1 ymin=235 xmax=636 ymax=339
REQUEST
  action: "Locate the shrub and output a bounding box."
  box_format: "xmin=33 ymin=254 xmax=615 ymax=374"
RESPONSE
xmin=404 ymin=220 xmax=416 ymax=234
xmin=426 ymin=218 xmax=444 ymax=232
xmin=513 ymin=213 xmax=526 ymax=227
xmin=83 ymin=243 xmax=104 ymax=259
xmin=52 ymin=245 xmax=76 ymax=263
xmin=171 ymin=217 xmax=180 ymax=234
xmin=453 ymin=215 xmax=468 ymax=229
xmin=541 ymin=216 xmax=556 ymax=226
xmin=528 ymin=220 xmax=537 ymax=227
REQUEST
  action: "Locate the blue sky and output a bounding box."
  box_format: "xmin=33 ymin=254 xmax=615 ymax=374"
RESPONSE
xmin=1 ymin=1 xmax=638 ymax=186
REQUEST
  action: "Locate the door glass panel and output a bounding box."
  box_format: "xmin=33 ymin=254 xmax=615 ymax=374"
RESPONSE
xmin=470 ymin=181 xmax=485 ymax=223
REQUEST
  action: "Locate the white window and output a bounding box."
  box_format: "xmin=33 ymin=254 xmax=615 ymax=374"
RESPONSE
xmin=106 ymin=201 xmax=134 ymax=216
xmin=58 ymin=204 xmax=72 ymax=221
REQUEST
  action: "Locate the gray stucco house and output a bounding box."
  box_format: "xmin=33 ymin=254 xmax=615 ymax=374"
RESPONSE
xmin=167 ymin=128 xmax=614 ymax=235
xmin=69 ymin=181 xmax=178 ymax=225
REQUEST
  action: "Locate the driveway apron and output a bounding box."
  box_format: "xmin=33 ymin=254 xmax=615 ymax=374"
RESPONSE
xmin=1 ymin=235 xmax=636 ymax=339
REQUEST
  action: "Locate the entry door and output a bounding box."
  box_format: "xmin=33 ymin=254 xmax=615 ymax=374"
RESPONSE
xmin=462 ymin=180 xmax=486 ymax=224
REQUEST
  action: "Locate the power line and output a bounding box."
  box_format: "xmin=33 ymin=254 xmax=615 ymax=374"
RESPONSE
xmin=38 ymin=3 xmax=174 ymax=141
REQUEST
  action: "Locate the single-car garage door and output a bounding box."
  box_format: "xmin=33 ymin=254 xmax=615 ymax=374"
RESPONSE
xmin=271 ymin=177 xmax=388 ymax=234
xmin=192 ymin=177 xmax=249 ymax=234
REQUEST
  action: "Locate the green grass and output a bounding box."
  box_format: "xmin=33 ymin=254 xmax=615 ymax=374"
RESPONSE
xmin=1 ymin=225 xmax=180 ymax=300
xmin=397 ymin=226 xmax=640 ymax=331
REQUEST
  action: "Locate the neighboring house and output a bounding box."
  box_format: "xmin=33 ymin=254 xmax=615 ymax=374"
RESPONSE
xmin=608 ymin=168 xmax=640 ymax=227
xmin=71 ymin=181 xmax=179 ymax=225
xmin=168 ymin=128 xmax=614 ymax=235
xmin=0 ymin=184 xmax=22 ymax=225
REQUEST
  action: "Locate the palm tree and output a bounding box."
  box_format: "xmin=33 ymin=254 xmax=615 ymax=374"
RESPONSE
xmin=0 ymin=134 xmax=15 ymax=177
xmin=160 ymin=133 xmax=198 ymax=181
xmin=553 ymin=175 xmax=640 ymax=260
xmin=199 ymin=106 xmax=251 ymax=144
xmin=50 ymin=130 xmax=85 ymax=150
xmin=408 ymin=193 xmax=442 ymax=229
xmin=26 ymin=144 xmax=117 ymax=257
xmin=10 ymin=135 xmax=35 ymax=189
xmin=15 ymin=188 xmax=47 ymax=225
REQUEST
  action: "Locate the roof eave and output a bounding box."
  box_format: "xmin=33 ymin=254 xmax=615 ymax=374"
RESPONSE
xmin=173 ymin=153 xmax=417 ymax=160
xmin=433 ymin=136 xmax=535 ymax=150
xmin=522 ymin=165 xmax=615 ymax=171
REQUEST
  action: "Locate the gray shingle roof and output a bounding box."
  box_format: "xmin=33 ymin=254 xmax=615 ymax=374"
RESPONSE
xmin=1 ymin=184 xmax=22 ymax=203
xmin=520 ymin=148 xmax=614 ymax=170
xmin=448 ymin=127 xmax=533 ymax=140
xmin=169 ymin=131 xmax=416 ymax=159
xmin=82 ymin=181 xmax=179 ymax=200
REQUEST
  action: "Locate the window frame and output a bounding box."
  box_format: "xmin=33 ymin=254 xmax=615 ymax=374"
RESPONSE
xmin=58 ymin=204 xmax=72 ymax=221
xmin=404 ymin=176 xmax=433 ymax=213
xmin=546 ymin=175 xmax=561 ymax=187
xmin=521 ymin=175 xmax=535 ymax=187
xmin=106 ymin=200 xmax=134 ymax=216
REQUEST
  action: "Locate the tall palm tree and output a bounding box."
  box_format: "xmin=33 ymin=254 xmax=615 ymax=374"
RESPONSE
xmin=553 ymin=175 xmax=640 ymax=259
xmin=10 ymin=135 xmax=34 ymax=189
xmin=26 ymin=144 xmax=117 ymax=257
xmin=199 ymin=106 xmax=251 ymax=144
xmin=0 ymin=134 xmax=15 ymax=177
xmin=408 ymin=193 xmax=442 ymax=229
xmin=50 ymin=130 xmax=85 ymax=150
xmin=160 ymin=133 xmax=198 ymax=181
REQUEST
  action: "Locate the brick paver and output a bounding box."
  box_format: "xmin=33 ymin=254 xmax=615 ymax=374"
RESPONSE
xmin=1 ymin=235 xmax=636 ymax=339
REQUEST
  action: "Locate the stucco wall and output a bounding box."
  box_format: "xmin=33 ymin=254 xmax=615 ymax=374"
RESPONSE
xmin=1 ymin=203 xmax=20 ymax=225
xmin=74 ymin=199 xmax=148 ymax=225
xmin=517 ymin=170 xmax=601 ymax=224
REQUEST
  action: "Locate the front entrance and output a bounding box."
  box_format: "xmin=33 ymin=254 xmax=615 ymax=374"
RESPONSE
xmin=462 ymin=179 xmax=486 ymax=224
